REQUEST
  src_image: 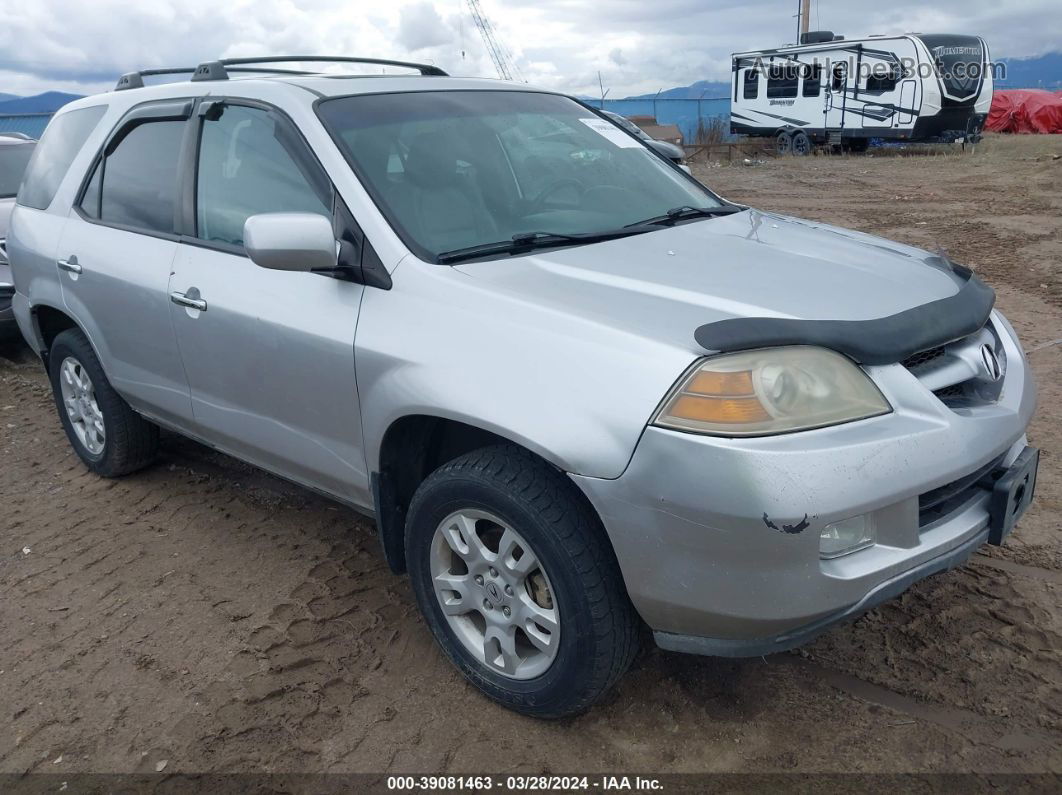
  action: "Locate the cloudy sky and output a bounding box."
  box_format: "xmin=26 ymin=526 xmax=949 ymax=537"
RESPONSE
xmin=0 ymin=0 xmax=1058 ymax=98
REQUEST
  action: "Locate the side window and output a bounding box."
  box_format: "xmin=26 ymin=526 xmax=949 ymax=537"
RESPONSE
xmin=831 ymin=63 xmax=847 ymax=92
xmin=196 ymin=104 xmax=332 ymax=247
xmin=802 ymin=64 xmax=822 ymax=97
xmin=80 ymin=160 xmax=102 ymax=219
xmin=742 ymin=69 xmax=759 ymax=99
xmin=866 ymin=66 xmax=899 ymax=93
xmin=0 ymin=142 xmax=35 ymax=199
xmin=17 ymin=105 xmax=107 ymax=210
xmin=81 ymin=120 xmax=185 ymax=234
xmin=766 ymin=64 xmax=799 ymax=99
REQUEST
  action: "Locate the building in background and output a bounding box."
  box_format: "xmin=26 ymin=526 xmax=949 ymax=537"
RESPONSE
xmin=0 ymin=113 xmax=52 ymax=138
xmin=0 ymin=91 xmax=86 ymax=140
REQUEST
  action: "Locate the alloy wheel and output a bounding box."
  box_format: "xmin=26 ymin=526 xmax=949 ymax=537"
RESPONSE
xmin=59 ymin=356 xmax=106 ymax=455
xmin=430 ymin=509 xmax=560 ymax=680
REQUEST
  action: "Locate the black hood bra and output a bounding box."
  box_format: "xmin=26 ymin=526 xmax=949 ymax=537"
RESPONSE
xmin=693 ymin=257 xmax=996 ymax=365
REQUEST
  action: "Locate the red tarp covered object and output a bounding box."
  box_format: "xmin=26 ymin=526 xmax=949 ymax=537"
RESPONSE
xmin=986 ymin=89 xmax=1062 ymax=134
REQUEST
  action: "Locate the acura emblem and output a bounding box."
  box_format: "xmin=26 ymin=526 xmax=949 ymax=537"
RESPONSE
xmin=980 ymin=344 xmax=1002 ymax=382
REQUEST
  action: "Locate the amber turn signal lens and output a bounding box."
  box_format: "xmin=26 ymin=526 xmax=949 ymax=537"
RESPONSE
xmin=668 ymin=394 xmax=771 ymax=424
xmin=686 ymin=369 xmax=756 ymax=397
xmin=653 ymin=348 xmax=892 ymax=437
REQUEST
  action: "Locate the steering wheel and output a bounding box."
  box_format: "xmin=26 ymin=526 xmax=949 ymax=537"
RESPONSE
xmin=526 ymin=178 xmax=584 ymax=213
xmin=580 ymin=184 xmax=641 ymax=210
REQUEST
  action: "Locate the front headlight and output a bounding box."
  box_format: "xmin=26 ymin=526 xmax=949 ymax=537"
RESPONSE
xmin=654 ymin=346 xmax=891 ymax=436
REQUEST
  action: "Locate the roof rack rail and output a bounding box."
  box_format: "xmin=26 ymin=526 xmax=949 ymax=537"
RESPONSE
xmin=116 ymin=68 xmax=195 ymax=91
xmin=115 ymin=56 xmax=447 ymax=91
xmin=115 ymin=65 xmax=319 ymax=91
xmin=190 ymin=56 xmax=449 ymax=81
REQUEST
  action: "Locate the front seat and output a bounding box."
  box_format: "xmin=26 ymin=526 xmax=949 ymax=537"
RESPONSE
xmin=401 ymin=132 xmax=498 ymax=254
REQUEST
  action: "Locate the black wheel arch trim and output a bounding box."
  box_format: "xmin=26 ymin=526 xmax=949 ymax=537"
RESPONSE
xmin=694 ymin=261 xmax=995 ymax=365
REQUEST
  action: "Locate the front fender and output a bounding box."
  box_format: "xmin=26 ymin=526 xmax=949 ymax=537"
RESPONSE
xmin=354 ymin=258 xmax=695 ymax=479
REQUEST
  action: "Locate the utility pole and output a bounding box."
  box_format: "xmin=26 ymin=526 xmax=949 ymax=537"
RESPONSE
xmin=799 ymin=0 xmax=811 ymax=39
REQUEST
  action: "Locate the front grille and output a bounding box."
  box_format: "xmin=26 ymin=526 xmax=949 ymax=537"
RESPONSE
xmin=902 ymin=345 xmax=947 ymax=371
xmin=918 ymin=453 xmax=1004 ymax=528
xmin=933 ymin=383 xmax=965 ymax=400
xmin=900 ymin=322 xmax=1005 ymax=408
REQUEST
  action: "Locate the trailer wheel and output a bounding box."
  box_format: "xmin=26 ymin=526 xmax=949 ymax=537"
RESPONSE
xmin=775 ymin=131 xmax=792 ymax=156
xmin=791 ymin=131 xmax=811 ymax=156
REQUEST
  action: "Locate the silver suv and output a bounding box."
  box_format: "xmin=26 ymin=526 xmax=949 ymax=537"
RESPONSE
xmin=8 ymin=57 xmax=1038 ymax=718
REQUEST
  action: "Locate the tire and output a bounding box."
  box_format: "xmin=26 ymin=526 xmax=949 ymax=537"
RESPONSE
xmin=775 ymin=130 xmax=792 ymax=155
xmin=845 ymin=138 xmax=869 ymax=153
xmin=405 ymin=444 xmax=639 ymax=718
xmin=791 ymin=131 xmax=811 ymax=156
xmin=48 ymin=328 xmax=159 ymax=477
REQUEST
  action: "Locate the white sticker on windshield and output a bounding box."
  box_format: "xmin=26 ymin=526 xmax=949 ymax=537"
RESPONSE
xmin=579 ymin=117 xmax=643 ymax=148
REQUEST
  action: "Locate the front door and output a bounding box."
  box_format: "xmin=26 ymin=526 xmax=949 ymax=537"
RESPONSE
xmin=168 ymin=101 xmax=369 ymax=503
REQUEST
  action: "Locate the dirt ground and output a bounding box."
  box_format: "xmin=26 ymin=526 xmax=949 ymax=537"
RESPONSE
xmin=2 ymin=134 xmax=1060 ymax=778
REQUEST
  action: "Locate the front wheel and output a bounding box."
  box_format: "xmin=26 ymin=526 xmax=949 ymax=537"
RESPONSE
xmin=405 ymin=445 xmax=639 ymax=718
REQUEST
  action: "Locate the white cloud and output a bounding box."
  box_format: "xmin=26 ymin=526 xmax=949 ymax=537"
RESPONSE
xmin=0 ymin=0 xmax=1057 ymax=98
xmin=397 ymin=2 xmax=453 ymax=52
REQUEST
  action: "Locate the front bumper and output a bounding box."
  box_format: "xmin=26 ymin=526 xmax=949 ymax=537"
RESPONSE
xmin=571 ymin=320 xmax=1036 ymax=655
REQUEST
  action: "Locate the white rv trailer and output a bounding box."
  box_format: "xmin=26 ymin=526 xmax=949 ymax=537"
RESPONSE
xmin=730 ymin=32 xmax=994 ymax=153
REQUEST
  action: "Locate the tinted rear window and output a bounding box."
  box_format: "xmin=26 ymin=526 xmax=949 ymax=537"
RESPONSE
xmin=93 ymin=120 xmax=185 ymax=234
xmin=0 ymin=142 xmax=35 ymax=198
xmin=17 ymin=105 xmax=107 ymax=210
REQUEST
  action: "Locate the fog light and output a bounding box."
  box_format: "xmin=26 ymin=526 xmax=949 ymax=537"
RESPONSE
xmin=820 ymin=515 xmax=875 ymax=559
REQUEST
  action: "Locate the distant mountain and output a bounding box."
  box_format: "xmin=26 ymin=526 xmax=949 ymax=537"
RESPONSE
xmin=0 ymin=93 xmax=18 ymax=103
xmin=997 ymin=52 xmax=1062 ymax=90
xmin=0 ymin=92 xmax=83 ymax=114
xmin=624 ymin=80 xmax=731 ymax=100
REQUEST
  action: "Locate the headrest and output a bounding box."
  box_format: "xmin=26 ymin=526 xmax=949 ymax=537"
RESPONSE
xmin=404 ymin=131 xmax=461 ymax=189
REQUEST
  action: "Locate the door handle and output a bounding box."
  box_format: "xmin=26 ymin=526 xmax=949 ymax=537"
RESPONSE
xmin=58 ymin=256 xmax=82 ymax=274
xmin=170 ymin=291 xmax=207 ymax=311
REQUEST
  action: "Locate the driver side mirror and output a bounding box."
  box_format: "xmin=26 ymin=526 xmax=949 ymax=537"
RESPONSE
xmin=244 ymin=212 xmax=338 ymax=272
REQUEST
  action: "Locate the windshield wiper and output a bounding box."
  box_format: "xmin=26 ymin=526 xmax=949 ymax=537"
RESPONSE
xmin=624 ymin=204 xmax=744 ymax=228
xmin=437 ymin=229 xmax=651 ymax=264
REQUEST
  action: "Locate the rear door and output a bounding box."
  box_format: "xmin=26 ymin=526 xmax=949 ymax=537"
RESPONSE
xmin=824 ymin=61 xmax=848 ymax=130
xmin=56 ymin=101 xmax=193 ymax=426
xmin=168 ymin=99 xmax=369 ymax=502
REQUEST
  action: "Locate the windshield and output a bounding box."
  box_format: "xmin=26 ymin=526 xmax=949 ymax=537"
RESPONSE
xmin=0 ymin=142 xmax=35 ymax=198
xmin=317 ymin=91 xmax=722 ymax=261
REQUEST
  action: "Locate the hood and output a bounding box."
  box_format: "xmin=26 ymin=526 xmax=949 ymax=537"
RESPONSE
xmin=456 ymin=209 xmax=970 ymax=356
xmin=646 ymin=139 xmax=685 ymax=161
